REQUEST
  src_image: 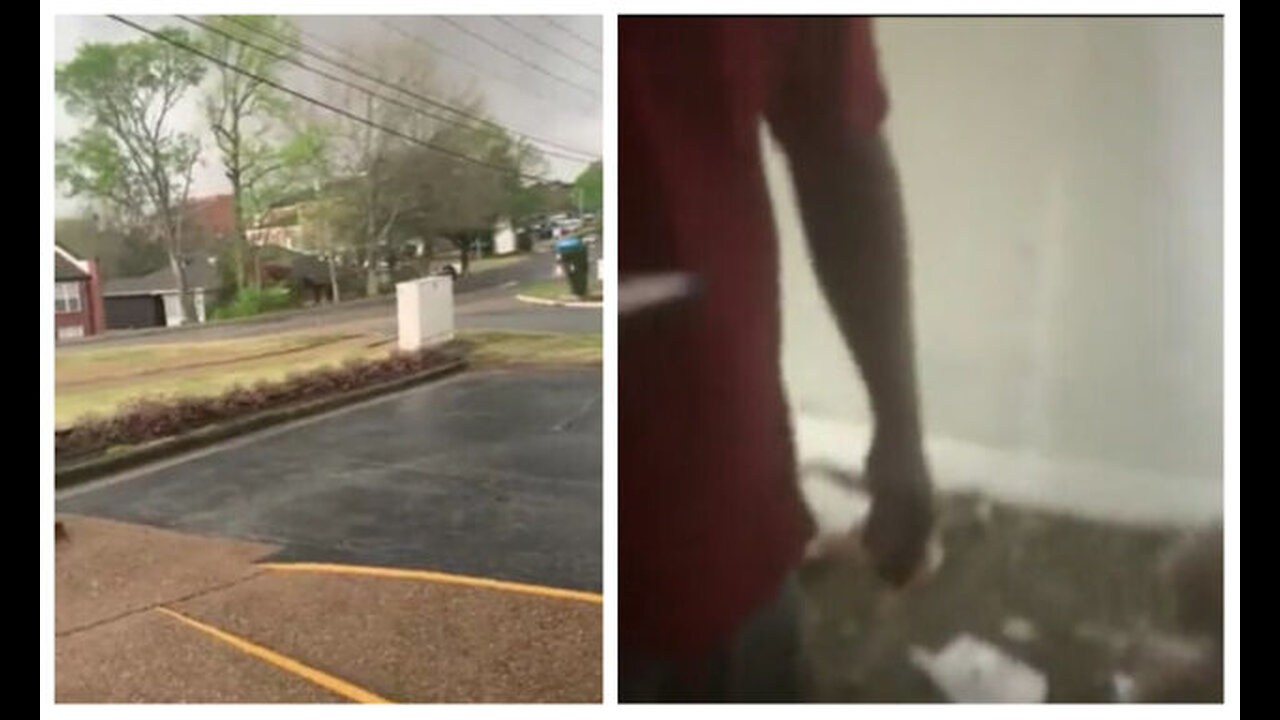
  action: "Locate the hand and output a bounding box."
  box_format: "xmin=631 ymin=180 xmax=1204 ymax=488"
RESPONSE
xmin=861 ymin=444 xmax=934 ymax=587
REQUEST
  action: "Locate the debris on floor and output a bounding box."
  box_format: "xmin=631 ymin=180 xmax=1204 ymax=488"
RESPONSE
xmin=908 ymin=633 xmax=1049 ymax=703
xmin=1121 ymin=632 xmax=1222 ymax=702
xmin=1000 ymin=616 xmax=1038 ymax=644
xmin=800 ymin=492 xmax=1219 ymax=702
xmin=1111 ymin=672 xmax=1137 ymax=702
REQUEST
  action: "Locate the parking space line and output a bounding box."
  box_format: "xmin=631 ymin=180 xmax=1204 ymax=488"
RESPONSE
xmin=258 ymin=561 xmax=604 ymax=605
xmin=154 ymin=607 xmax=392 ymax=704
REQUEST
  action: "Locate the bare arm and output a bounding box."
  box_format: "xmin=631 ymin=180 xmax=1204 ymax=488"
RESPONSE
xmin=789 ymin=132 xmax=922 ymax=457
xmin=784 ymin=130 xmax=934 ymax=585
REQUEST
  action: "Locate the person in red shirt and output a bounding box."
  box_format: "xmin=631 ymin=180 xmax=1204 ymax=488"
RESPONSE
xmin=620 ymin=17 xmax=934 ymax=701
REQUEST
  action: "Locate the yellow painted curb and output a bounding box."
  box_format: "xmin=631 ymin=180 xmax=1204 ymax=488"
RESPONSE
xmin=259 ymin=561 xmax=604 ymax=605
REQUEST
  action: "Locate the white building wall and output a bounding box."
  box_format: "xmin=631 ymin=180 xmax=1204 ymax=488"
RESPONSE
xmin=162 ymin=293 xmax=183 ymax=327
xmin=160 ymin=289 xmax=209 ymax=326
xmin=770 ymin=18 xmax=1223 ymax=526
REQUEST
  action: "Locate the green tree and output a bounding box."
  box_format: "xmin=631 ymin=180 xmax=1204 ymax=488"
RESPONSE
xmin=325 ymin=111 xmax=544 ymax=283
xmin=572 ymin=160 xmax=602 ymax=214
xmin=295 ymin=190 xmax=357 ymax=303
xmin=309 ymin=40 xmax=458 ymax=296
xmin=199 ymin=15 xmax=328 ymax=291
xmin=56 ymin=28 xmax=207 ymax=323
xmin=542 ymin=182 xmax=575 ymax=215
xmin=409 ymin=122 xmax=547 ymax=275
xmin=298 ymin=37 xmax=549 ymax=291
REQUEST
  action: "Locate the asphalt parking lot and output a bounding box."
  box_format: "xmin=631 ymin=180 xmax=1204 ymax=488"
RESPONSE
xmin=58 ymin=368 xmax=602 ymax=592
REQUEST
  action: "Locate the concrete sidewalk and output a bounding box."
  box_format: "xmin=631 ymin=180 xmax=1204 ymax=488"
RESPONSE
xmin=55 ymin=516 xmax=602 ymax=703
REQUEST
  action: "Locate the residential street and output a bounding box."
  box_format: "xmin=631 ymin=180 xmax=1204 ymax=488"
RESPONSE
xmin=59 ymin=244 xmax=601 ymax=351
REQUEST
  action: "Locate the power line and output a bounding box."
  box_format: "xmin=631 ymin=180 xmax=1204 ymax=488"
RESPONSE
xmin=190 ymin=15 xmax=596 ymax=164
xmin=108 ymin=15 xmax=558 ymax=183
xmin=197 ymin=15 xmax=597 ymax=163
xmin=492 ymin=16 xmax=599 ymax=75
xmin=235 ymin=17 xmax=599 ymax=160
xmin=544 ymin=17 xmax=601 ymax=52
xmin=371 ymin=18 xmax=596 ymax=115
xmin=435 ymin=16 xmax=598 ymax=101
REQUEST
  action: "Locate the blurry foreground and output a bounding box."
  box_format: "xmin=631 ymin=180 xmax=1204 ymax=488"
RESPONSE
xmin=800 ymin=489 xmax=1221 ymax=702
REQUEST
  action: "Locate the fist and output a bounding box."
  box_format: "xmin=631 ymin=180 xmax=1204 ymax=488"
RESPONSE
xmin=861 ymin=448 xmax=935 ymax=587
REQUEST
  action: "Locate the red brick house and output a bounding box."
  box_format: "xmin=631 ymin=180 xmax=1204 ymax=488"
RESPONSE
xmin=54 ymin=243 xmax=105 ymax=341
xmin=182 ymin=194 xmax=235 ymax=249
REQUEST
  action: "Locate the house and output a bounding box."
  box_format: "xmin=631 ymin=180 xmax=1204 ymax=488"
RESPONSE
xmin=182 ymin=194 xmax=236 ymax=251
xmin=256 ymin=244 xmax=349 ymax=305
xmin=244 ymin=189 xmax=355 ymax=259
xmin=102 ymin=254 xmax=223 ymax=329
xmin=246 ymin=202 xmax=305 ymax=252
xmin=54 ymin=244 xmax=105 ymax=341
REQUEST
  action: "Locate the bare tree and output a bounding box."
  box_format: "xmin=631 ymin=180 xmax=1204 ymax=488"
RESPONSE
xmin=199 ymin=14 xmax=312 ymax=291
xmin=308 ymin=37 xmax=499 ymax=294
xmin=56 ymin=28 xmax=207 ymax=323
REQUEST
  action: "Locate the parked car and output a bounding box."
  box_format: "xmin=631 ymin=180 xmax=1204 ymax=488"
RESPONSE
xmin=430 ymin=260 xmax=461 ymax=279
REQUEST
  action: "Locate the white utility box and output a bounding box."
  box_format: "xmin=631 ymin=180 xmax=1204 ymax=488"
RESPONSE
xmin=493 ymin=219 xmax=516 ymax=255
xmin=397 ymin=275 xmax=454 ymax=351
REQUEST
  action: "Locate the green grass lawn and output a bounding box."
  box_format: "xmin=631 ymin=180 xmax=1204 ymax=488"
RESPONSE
xmin=55 ymin=332 xmax=394 ymax=428
xmin=55 ymin=333 xmax=357 ymax=387
xmin=460 ymin=330 xmax=602 ymax=366
xmin=521 ymin=278 xmax=604 ymax=302
xmin=466 ymin=254 xmax=526 ymax=274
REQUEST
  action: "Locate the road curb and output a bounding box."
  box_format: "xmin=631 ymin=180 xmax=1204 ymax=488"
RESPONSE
xmin=514 ymin=294 xmax=603 ymax=309
xmin=63 ymin=295 xmax=397 ymax=346
xmin=60 ymin=257 xmax=537 ymax=348
xmin=54 ymin=359 xmax=468 ymax=489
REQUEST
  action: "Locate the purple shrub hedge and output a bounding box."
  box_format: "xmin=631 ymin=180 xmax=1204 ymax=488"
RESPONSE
xmin=56 ymin=347 xmax=459 ymax=461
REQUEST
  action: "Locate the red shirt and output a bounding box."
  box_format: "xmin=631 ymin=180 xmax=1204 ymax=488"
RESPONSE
xmin=620 ymin=18 xmax=889 ymax=660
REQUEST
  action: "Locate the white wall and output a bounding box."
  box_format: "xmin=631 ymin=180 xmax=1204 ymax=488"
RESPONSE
xmin=771 ymin=18 xmax=1223 ymax=526
xmin=161 ymin=289 xmax=209 ymax=326
xmin=162 ymin=293 xmax=184 ymax=328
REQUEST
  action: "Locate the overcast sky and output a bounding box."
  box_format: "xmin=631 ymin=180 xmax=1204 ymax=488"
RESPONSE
xmin=54 ymin=14 xmax=602 ymax=217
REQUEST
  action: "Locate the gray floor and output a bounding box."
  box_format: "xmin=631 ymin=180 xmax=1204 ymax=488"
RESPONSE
xmin=58 ymin=368 xmax=603 ymax=592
